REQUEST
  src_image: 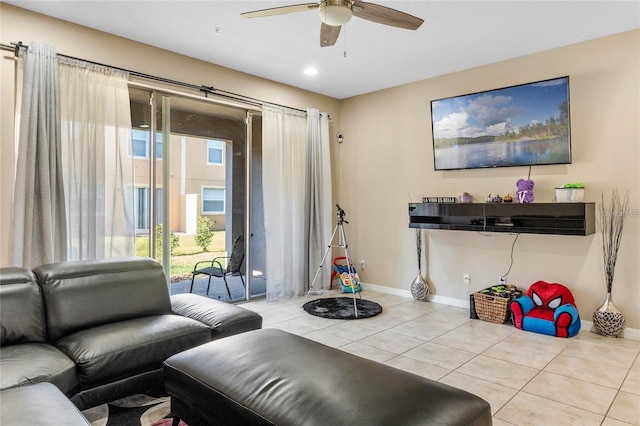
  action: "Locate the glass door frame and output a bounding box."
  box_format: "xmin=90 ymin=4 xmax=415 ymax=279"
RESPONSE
xmin=245 ymin=110 xmax=260 ymax=301
xmin=130 ymin=82 xmax=262 ymax=299
xmin=145 ymin=92 xmax=171 ymax=284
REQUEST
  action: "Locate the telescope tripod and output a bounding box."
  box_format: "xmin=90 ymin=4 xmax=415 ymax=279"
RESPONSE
xmin=303 ymin=205 xmax=360 ymax=317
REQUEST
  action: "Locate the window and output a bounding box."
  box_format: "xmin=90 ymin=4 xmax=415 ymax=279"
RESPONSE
xmin=131 ymin=129 xmax=163 ymax=159
xmin=207 ymin=140 xmax=224 ymax=165
xmin=135 ymin=187 xmax=148 ymax=230
xmin=134 ymin=187 xmax=163 ymax=231
xmin=132 ymin=131 xmax=148 ymax=158
xmin=155 ymin=133 xmax=163 ymax=159
xmin=202 ymin=187 xmax=225 ymax=214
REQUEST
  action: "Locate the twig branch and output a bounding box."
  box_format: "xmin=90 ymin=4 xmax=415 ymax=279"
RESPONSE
xmin=598 ymin=190 xmax=629 ymax=293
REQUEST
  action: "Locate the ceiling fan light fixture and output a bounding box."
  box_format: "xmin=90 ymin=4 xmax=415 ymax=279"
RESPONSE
xmin=304 ymin=67 xmax=319 ymax=76
xmin=319 ymin=0 xmax=353 ymax=26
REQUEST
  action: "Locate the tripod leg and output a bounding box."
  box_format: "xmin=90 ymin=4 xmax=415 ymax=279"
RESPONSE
xmin=338 ymin=224 xmax=360 ymax=318
xmin=302 ymin=224 xmax=340 ymax=305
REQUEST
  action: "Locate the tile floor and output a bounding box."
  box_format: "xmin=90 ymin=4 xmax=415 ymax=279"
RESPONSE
xmin=240 ymin=289 xmax=640 ymax=426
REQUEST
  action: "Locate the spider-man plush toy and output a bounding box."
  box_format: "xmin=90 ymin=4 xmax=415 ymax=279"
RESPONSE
xmin=510 ymin=280 xmax=581 ymax=338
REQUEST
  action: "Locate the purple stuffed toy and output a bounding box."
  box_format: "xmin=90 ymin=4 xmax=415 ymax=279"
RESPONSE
xmin=516 ymin=179 xmax=534 ymax=203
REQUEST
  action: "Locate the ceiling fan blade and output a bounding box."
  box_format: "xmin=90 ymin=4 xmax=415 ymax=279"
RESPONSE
xmin=241 ymin=3 xmax=319 ymax=19
xmin=320 ymin=23 xmax=341 ymax=47
xmin=352 ymin=2 xmax=424 ymax=30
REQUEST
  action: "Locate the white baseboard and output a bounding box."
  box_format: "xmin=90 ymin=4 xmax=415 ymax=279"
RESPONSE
xmin=579 ymin=319 xmax=640 ymax=340
xmin=363 ymin=282 xmax=470 ymax=309
xmin=362 ymin=282 xmax=640 ymax=341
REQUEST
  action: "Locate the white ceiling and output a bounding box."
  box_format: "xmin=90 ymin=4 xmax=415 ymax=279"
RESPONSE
xmin=5 ymin=1 xmax=640 ymax=99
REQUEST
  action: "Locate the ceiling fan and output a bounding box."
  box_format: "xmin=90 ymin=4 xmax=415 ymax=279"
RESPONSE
xmin=241 ymin=0 xmax=424 ymax=47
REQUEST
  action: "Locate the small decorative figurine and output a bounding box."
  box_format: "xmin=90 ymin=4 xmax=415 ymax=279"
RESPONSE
xmin=492 ymin=194 xmax=503 ymax=203
xmin=485 ymin=194 xmax=493 ymax=203
xmin=459 ymin=192 xmax=473 ymax=203
xmin=503 ymin=194 xmax=513 ymax=203
xmin=516 ymin=179 xmax=535 ymax=203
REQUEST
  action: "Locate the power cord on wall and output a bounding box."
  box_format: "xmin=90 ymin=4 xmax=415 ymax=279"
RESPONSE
xmin=500 ymin=233 xmax=521 ymax=283
xmin=496 ymin=166 xmax=530 ymax=282
xmin=335 ymin=131 xmax=350 ymax=216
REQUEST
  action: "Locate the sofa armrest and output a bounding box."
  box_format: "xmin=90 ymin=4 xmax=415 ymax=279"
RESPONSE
xmin=171 ymin=294 xmax=262 ymax=340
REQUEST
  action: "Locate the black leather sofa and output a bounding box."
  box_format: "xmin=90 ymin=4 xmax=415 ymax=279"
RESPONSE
xmin=0 ymin=257 xmax=262 ymax=414
xmin=0 ymin=382 xmax=91 ymax=426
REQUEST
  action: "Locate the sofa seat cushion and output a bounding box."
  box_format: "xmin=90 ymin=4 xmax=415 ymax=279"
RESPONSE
xmin=56 ymin=314 xmax=210 ymax=389
xmin=0 ymin=382 xmax=90 ymax=426
xmin=0 ymin=343 xmax=77 ymax=395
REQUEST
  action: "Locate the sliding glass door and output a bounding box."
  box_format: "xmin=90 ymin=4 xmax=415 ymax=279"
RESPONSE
xmin=129 ymin=87 xmax=265 ymax=301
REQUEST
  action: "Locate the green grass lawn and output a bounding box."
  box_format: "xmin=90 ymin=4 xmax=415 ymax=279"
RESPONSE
xmin=136 ymin=231 xmax=227 ymax=280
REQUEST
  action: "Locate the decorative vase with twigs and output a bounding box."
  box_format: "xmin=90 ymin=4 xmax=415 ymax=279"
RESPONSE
xmin=593 ymin=190 xmax=629 ymax=337
xmin=410 ymin=229 xmax=429 ymax=301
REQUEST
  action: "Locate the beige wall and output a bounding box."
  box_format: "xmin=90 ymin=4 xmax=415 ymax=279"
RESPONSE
xmin=2 ymin=4 xmax=638 ymax=329
xmin=338 ymin=30 xmax=639 ymax=329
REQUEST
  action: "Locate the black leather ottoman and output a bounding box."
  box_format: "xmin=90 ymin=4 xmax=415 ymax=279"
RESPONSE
xmin=164 ymin=329 xmax=492 ymax=426
xmin=0 ymin=382 xmax=90 ymax=425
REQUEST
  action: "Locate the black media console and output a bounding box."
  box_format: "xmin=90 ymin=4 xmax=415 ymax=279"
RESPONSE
xmin=408 ymin=202 xmax=595 ymax=236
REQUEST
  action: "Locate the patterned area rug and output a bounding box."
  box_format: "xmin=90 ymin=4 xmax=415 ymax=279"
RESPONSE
xmin=81 ymin=390 xmax=187 ymax=426
xmin=302 ymin=297 xmax=383 ymax=319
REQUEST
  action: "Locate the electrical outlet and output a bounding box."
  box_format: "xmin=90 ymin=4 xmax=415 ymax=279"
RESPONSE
xmin=499 ymin=276 xmax=506 ymax=285
xmin=360 ymin=259 xmax=366 ymax=270
xmin=463 ymin=273 xmax=470 ymax=285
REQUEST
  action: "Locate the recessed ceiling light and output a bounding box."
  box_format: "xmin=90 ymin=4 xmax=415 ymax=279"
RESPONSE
xmin=304 ymin=67 xmax=318 ymax=76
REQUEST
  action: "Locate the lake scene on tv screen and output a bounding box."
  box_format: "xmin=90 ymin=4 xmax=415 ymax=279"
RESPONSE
xmin=431 ymin=77 xmax=571 ymax=170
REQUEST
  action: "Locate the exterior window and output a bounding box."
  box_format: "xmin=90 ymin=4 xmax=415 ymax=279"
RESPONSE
xmin=135 ymin=187 xmax=148 ymax=230
xmin=207 ymin=140 xmax=224 ymax=165
xmin=134 ymin=187 xmax=163 ymax=231
xmin=155 ymin=133 xmax=163 ymax=159
xmin=131 ymin=129 xmax=162 ymax=159
xmin=202 ymin=187 xmax=225 ymax=214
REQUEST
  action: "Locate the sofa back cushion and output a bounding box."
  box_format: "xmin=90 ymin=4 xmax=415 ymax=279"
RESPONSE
xmin=0 ymin=268 xmax=46 ymax=345
xmin=33 ymin=257 xmax=172 ymax=342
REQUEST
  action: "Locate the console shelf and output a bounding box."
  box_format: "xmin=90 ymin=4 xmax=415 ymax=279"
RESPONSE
xmin=408 ymin=202 xmax=595 ymax=236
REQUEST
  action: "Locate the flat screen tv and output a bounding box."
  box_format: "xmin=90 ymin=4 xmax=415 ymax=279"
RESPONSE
xmin=431 ymin=76 xmax=571 ymax=171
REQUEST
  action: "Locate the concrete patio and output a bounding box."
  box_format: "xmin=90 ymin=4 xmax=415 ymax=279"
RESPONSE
xmin=170 ymin=274 xmax=266 ymax=302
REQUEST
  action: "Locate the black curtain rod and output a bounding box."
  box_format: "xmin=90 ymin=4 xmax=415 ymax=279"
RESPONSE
xmin=1 ymin=41 xmax=310 ymax=115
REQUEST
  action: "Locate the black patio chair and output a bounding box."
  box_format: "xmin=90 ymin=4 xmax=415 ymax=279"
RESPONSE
xmin=189 ymin=235 xmax=245 ymax=299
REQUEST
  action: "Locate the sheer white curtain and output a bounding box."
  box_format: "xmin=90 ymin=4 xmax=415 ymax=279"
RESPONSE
xmin=58 ymin=58 xmax=134 ymax=260
xmin=262 ymin=105 xmax=309 ymax=300
xmin=307 ymin=108 xmax=332 ymax=290
xmin=12 ymin=42 xmax=134 ymax=268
